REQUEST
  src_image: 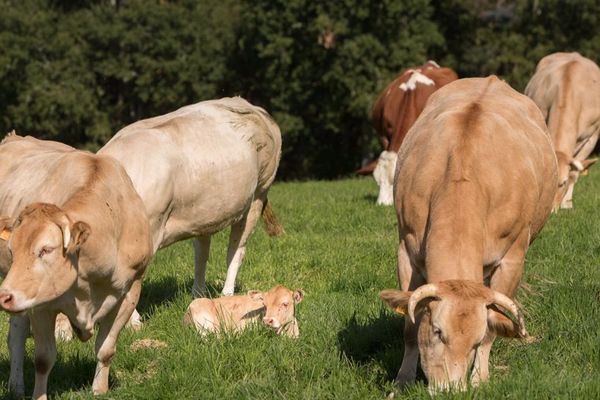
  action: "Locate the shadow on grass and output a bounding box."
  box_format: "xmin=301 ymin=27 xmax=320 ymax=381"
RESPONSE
xmin=136 ymin=276 xmax=245 ymax=317
xmin=362 ymin=193 xmax=378 ymax=203
xmin=337 ymin=310 xmax=427 ymax=387
xmin=0 ymin=352 xmax=98 ymax=399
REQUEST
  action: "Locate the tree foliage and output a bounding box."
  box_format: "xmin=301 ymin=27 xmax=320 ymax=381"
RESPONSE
xmin=1 ymin=0 xmax=599 ymax=177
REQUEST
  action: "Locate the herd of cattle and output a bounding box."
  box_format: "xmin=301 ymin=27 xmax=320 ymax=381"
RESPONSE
xmin=0 ymin=51 xmax=597 ymax=398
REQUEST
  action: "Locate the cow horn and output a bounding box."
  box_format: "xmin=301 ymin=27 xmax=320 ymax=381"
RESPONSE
xmin=63 ymin=225 xmax=71 ymax=249
xmin=570 ymin=159 xmax=584 ymax=172
xmin=488 ymin=291 xmax=527 ymax=337
xmin=408 ymin=284 xmax=439 ymax=324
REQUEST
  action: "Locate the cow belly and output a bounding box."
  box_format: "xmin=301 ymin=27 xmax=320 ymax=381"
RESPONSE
xmin=159 ymin=159 xmax=259 ymax=247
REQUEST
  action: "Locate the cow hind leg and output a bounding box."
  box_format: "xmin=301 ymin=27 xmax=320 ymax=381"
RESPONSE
xmin=93 ymin=278 xmax=142 ymax=395
xmin=192 ymin=236 xmax=211 ymax=297
xmin=8 ymin=314 xmax=30 ymax=397
xmin=222 ymin=195 xmax=265 ymax=296
xmin=471 ymin=230 xmax=528 ymax=386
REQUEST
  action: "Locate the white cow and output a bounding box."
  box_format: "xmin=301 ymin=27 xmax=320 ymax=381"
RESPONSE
xmin=99 ymin=97 xmax=283 ymax=296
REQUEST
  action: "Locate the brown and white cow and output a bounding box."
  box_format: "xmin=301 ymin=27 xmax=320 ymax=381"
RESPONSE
xmin=358 ymin=61 xmax=458 ymax=205
xmin=525 ymin=52 xmax=600 ymax=210
xmin=379 ymin=77 xmax=557 ymax=392
xmin=0 ymin=134 xmax=153 ymax=399
xmin=99 ymin=97 xmax=283 ymax=297
xmin=184 ymin=285 xmax=304 ymax=338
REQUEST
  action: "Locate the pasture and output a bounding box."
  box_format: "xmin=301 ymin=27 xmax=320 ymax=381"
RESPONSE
xmin=1 ymin=175 xmax=599 ymax=399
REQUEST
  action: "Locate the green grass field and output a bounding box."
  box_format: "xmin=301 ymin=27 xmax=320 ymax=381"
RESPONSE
xmin=1 ymin=175 xmax=600 ymax=399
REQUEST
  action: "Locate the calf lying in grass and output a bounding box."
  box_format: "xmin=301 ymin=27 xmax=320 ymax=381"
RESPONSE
xmin=184 ymin=286 xmax=304 ymax=338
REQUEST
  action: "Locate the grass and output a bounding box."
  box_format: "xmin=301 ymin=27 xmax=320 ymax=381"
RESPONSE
xmin=1 ymin=174 xmax=600 ymax=399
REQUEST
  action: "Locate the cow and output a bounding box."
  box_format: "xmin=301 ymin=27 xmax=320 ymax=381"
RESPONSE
xmin=0 ymin=133 xmax=153 ymax=399
xmin=379 ymin=77 xmax=557 ymax=392
xmin=525 ymin=52 xmax=600 ymax=210
xmin=358 ymin=61 xmax=458 ymax=205
xmin=184 ymin=285 xmax=304 ymax=338
xmin=99 ymin=97 xmax=283 ymax=298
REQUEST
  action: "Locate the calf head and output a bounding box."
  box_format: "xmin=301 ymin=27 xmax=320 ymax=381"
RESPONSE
xmin=373 ymin=150 xmax=397 ymax=206
xmin=0 ymin=203 xmax=90 ymax=313
xmin=553 ymin=151 xmax=597 ymax=210
xmin=381 ymin=280 xmax=528 ymax=392
xmin=250 ymin=285 xmax=304 ymax=338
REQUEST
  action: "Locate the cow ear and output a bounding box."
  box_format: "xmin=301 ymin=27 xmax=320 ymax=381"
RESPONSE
xmin=65 ymin=221 xmax=91 ymax=255
xmin=0 ymin=217 xmax=15 ymax=241
xmin=293 ymin=289 xmax=304 ymax=304
xmin=487 ymin=305 xmax=529 ymax=340
xmin=580 ymin=158 xmax=598 ymax=176
xmin=248 ymin=290 xmax=264 ymax=301
xmin=379 ymin=289 xmax=412 ymax=316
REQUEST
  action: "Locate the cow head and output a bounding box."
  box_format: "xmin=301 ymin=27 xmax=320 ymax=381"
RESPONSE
xmin=373 ymin=150 xmax=397 ymax=206
xmin=0 ymin=203 xmax=90 ymax=313
xmin=553 ymin=151 xmax=597 ymax=210
xmin=250 ymin=286 xmax=304 ymax=338
xmin=380 ymin=280 xmax=528 ymax=392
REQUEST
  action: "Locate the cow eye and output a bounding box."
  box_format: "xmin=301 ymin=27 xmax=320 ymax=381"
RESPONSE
xmin=38 ymin=246 xmax=55 ymax=258
xmin=558 ymin=179 xmax=567 ymax=187
xmin=281 ymin=302 xmax=289 ymax=307
xmin=432 ymin=326 xmax=443 ymax=339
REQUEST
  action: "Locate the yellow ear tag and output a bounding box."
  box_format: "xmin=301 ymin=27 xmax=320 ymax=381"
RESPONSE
xmin=0 ymin=228 xmax=10 ymax=241
xmin=394 ymin=306 xmax=406 ymax=316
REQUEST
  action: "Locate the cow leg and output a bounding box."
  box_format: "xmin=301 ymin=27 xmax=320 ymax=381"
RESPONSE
xmin=471 ymin=230 xmax=528 ymax=386
xmin=8 ymin=314 xmax=30 ymax=396
xmin=93 ymin=279 xmax=142 ymax=395
xmin=395 ymin=239 xmax=424 ymax=387
xmin=192 ymin=236 xmax=211 ymax=297
xmin=30 ymin=310 xmax=57 ymax=400
xmin=222 ymin=195 xmax=265 ymax=296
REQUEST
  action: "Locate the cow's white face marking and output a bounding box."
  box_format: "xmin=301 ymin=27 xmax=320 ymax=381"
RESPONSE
xmin=399 ymin=71 xmax=435 ymax=91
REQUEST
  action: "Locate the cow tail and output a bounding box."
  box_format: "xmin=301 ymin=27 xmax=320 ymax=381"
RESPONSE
xmin=262 ymin=198 xmax=284 ymax=236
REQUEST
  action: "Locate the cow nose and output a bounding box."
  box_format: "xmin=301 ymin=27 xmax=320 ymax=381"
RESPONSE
xmin=0 ymin=292 xmax=14 ymax=311
xmin=263 ymin=317 xmax=274 ymax=326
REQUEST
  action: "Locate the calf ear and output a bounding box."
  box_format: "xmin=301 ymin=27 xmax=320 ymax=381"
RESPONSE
xmin=293 ymin=289 xmax=304 ymax=303
xmin=379 ymin=289 xmax=412 ymax=316
xmin=248 ymin=290 xmax=264 ymax=300
xmin=0 ymin=217 xmax=15 ymax=241
xmin=65 ymin=221 xmax=91 ymax=255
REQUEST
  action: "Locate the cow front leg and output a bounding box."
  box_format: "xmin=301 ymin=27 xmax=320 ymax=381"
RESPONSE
xmin=395 ymin=239 xmax=424 ymax=387
xmin=222 ymin=195 xmax=265 ymax=296
xmin=192 ymin=236 xmax=211 ymax=297
xmin=8 ymin=314 xmax=30 ymax=397
xmin=93 ymin=279 xmax=142 ymax=395
xmin=30 ymin=310 xmax=57 ymax=400
xmin=472 ymin=230 xmax=527 ymax=386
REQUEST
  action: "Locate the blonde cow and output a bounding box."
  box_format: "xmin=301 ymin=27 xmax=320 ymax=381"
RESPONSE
xmin=0 ymin=134 xmax=153 ymax=399
xmin=184 ymin=285 xmax=304 ymax=338
xmin=380 ymin=77 xmax=557 ymax=392
xmin=99 ymin=97 xmax=283 ymax=297
xmin=525 ymin=52 xmax=600 ymax=209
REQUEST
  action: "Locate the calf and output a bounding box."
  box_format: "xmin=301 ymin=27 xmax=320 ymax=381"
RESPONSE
xmin=380 ymin=77 xmax=557 ymax=392
xmin=525 ymin=52 xmax=600 ymax=209
xmin=184 ymin=286 xmax=303 ymax=338
xmin=0 ymin=149 xmax=152 ymax=399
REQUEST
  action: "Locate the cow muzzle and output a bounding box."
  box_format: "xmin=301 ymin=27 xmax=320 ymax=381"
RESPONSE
xmin=262 ymin=316 xmax=280 ymax=330
xmin=0 ymin=290 xmax=15 ymax=312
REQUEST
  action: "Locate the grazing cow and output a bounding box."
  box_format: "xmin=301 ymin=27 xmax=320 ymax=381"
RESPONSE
xmin=525 ymin=52 xmax=600 ymax=209
xmin=184 ymin=285 xmax=304 ymax=338
xmin=99 ymin=97 xmax=283 ymax=297
xmin=379 ymin=77 xmax=557 ymax=392
xmin=0 ymin=134 xmax=153 ymax=399
xmin=358 ymin=61 xmax=458 ymax=205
